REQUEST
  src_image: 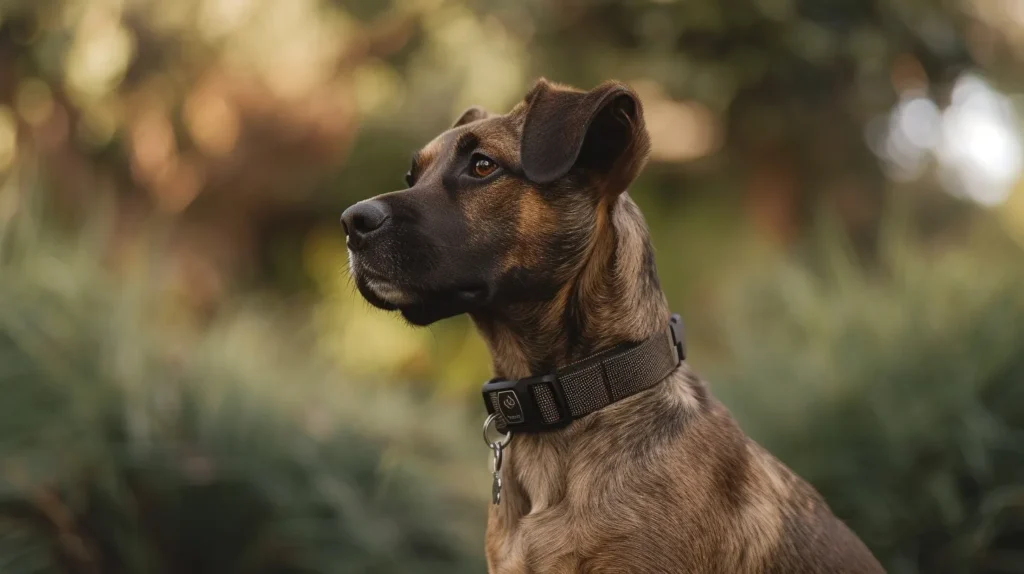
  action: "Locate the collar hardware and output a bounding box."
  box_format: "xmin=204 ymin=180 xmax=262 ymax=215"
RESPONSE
xmin=669 ymin=313 xmax=686 ymax=362
xmin=480 ymin=373 xmax=572 ymax=433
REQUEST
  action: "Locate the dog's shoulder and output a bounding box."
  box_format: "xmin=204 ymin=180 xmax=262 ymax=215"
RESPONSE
xmin=586 ymin=370 xmax=885 ymax=573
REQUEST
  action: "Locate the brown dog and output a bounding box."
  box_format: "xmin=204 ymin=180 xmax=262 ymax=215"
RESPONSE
xmin=342 ymin=78 xmax=885 ymax=573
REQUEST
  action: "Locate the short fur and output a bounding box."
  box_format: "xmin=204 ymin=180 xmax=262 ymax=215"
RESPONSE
xmin=342 ymin=78 xmax=885 ymax=573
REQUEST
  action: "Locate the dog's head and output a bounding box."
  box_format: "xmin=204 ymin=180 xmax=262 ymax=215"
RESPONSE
xmin=342 ymin=79 xmax=651 ymax=325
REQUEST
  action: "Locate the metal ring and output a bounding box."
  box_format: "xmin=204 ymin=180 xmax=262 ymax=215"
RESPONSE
xmin=482 ymin=414 xmax=512 ymax=448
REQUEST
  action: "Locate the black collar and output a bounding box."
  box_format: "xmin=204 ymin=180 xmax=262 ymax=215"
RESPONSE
xmin=482 ymin=314 xmax=686 ymax=433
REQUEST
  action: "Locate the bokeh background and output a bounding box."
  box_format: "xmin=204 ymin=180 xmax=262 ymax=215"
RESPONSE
xmin=1 ymin=0 xmax=1023 ymax=572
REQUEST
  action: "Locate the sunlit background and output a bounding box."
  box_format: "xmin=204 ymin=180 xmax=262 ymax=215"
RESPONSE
xmin=1 ymin=0 xmax=1023 ymax=572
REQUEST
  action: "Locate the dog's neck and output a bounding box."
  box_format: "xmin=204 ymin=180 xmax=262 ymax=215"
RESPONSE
xmin=472 ymin=194 xmax=669 ymax=380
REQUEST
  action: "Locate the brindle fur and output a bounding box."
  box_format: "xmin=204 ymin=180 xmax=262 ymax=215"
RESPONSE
xmin=342 ymin=78 xmax=885 ymax=573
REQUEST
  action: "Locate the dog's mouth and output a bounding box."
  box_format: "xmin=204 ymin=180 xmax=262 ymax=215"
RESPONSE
xmin=353 ymin=272 xmax=412 ymax=312
xmin=396 ymin=284 xmax=489 ymax=325
xmin=362 ymin=278 xmax=407 ymax=310
xmin=350 ymin=261 xmax=490 ymax=325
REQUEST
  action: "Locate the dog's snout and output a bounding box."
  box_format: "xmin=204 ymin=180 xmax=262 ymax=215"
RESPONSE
xmin=341 ymin=200 xmax=390 ymax=250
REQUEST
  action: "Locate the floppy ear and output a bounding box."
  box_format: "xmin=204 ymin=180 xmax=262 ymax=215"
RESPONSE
xmin=452 ymin=106 xmax=493 ymax=128
xmin=520 ymin=79 xmax=650 ymax=192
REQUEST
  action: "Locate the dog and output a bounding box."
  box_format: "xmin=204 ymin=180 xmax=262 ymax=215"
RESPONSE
xmin=342 ymin=78 xmax=885 ymax=573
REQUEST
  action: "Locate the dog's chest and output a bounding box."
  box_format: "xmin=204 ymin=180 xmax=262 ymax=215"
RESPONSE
xmin=486 ymin=494 xmax=697 ymax=574
xmin=485 ymin=435 xmax=671 ymax=574
xmin=482 ymin=401 xmax=766 ymax=574
xmin=486 ymin=500 xmax=587 ymax=574
xmin=485 ymin=438 xmax=585 ymax=573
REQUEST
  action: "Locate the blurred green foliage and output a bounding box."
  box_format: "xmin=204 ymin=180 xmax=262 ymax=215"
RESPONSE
xmin=0 ymin=196 xmax=487 ymax=573
xmin=0 ymin=0 xmax=1021 ymax=572
xmin=714 ymin=220 xmax=1024 ymax=573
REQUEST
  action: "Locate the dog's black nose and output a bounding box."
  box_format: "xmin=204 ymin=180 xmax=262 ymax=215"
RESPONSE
xmin=341 ymin=200 xmax=390 ymax=250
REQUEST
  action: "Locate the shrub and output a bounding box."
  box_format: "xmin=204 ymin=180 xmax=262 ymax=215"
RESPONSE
xmin=713 ymin=226 xmax=1024 ymax=574
xmin=0 ymin=199 xmax=487 ymax=573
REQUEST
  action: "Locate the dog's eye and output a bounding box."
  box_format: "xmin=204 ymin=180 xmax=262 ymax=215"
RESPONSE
xmin=470 ymin=155 xmax=498 ymax=178
xmin=404 ymin=171 xmax=414 ymax=187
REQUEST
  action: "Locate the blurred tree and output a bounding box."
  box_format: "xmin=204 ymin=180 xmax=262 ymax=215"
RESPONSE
xmin=0 ymin=0 xmax=430 ymax=314
xmin=0 ymin=0 xmax=1019 ymax=313
xmin=499 ymin=0 xmax=1008 ymax=256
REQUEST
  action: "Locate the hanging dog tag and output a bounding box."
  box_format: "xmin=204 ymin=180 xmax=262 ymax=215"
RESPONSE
xmin=482 ymin=414 xmax=511 ymax=506
xmin=490 ymin=442 xmax=503 ymax=505
xmin=491 ymin=469 xmax=502 ymax=504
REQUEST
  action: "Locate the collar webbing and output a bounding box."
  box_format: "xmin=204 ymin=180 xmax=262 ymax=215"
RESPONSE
xmin=481 ymin=314 xmax=685 ymax=433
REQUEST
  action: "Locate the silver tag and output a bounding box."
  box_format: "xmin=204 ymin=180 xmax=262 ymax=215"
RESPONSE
xmin=490 ymin=441 xmax=504 ymax=505
xmin=491 ymin=471 xmax=502 ymax=504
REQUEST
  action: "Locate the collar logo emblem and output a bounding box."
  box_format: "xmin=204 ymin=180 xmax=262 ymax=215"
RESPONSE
xmin=497 ymin=390 xmax=524 ymax=424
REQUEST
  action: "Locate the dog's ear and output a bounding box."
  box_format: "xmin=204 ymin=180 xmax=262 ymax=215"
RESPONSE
xmin=520 ymin=78 xmax=650 ymax=192
xmin=452 ymin=106 xmax=493 ymax=128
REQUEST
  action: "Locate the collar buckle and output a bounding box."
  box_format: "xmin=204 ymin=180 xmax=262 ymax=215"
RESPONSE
xmin=482 ymin=373 xmax=571 ymax=433
xmin=669 ymin=313 xmax=686 ymax=362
